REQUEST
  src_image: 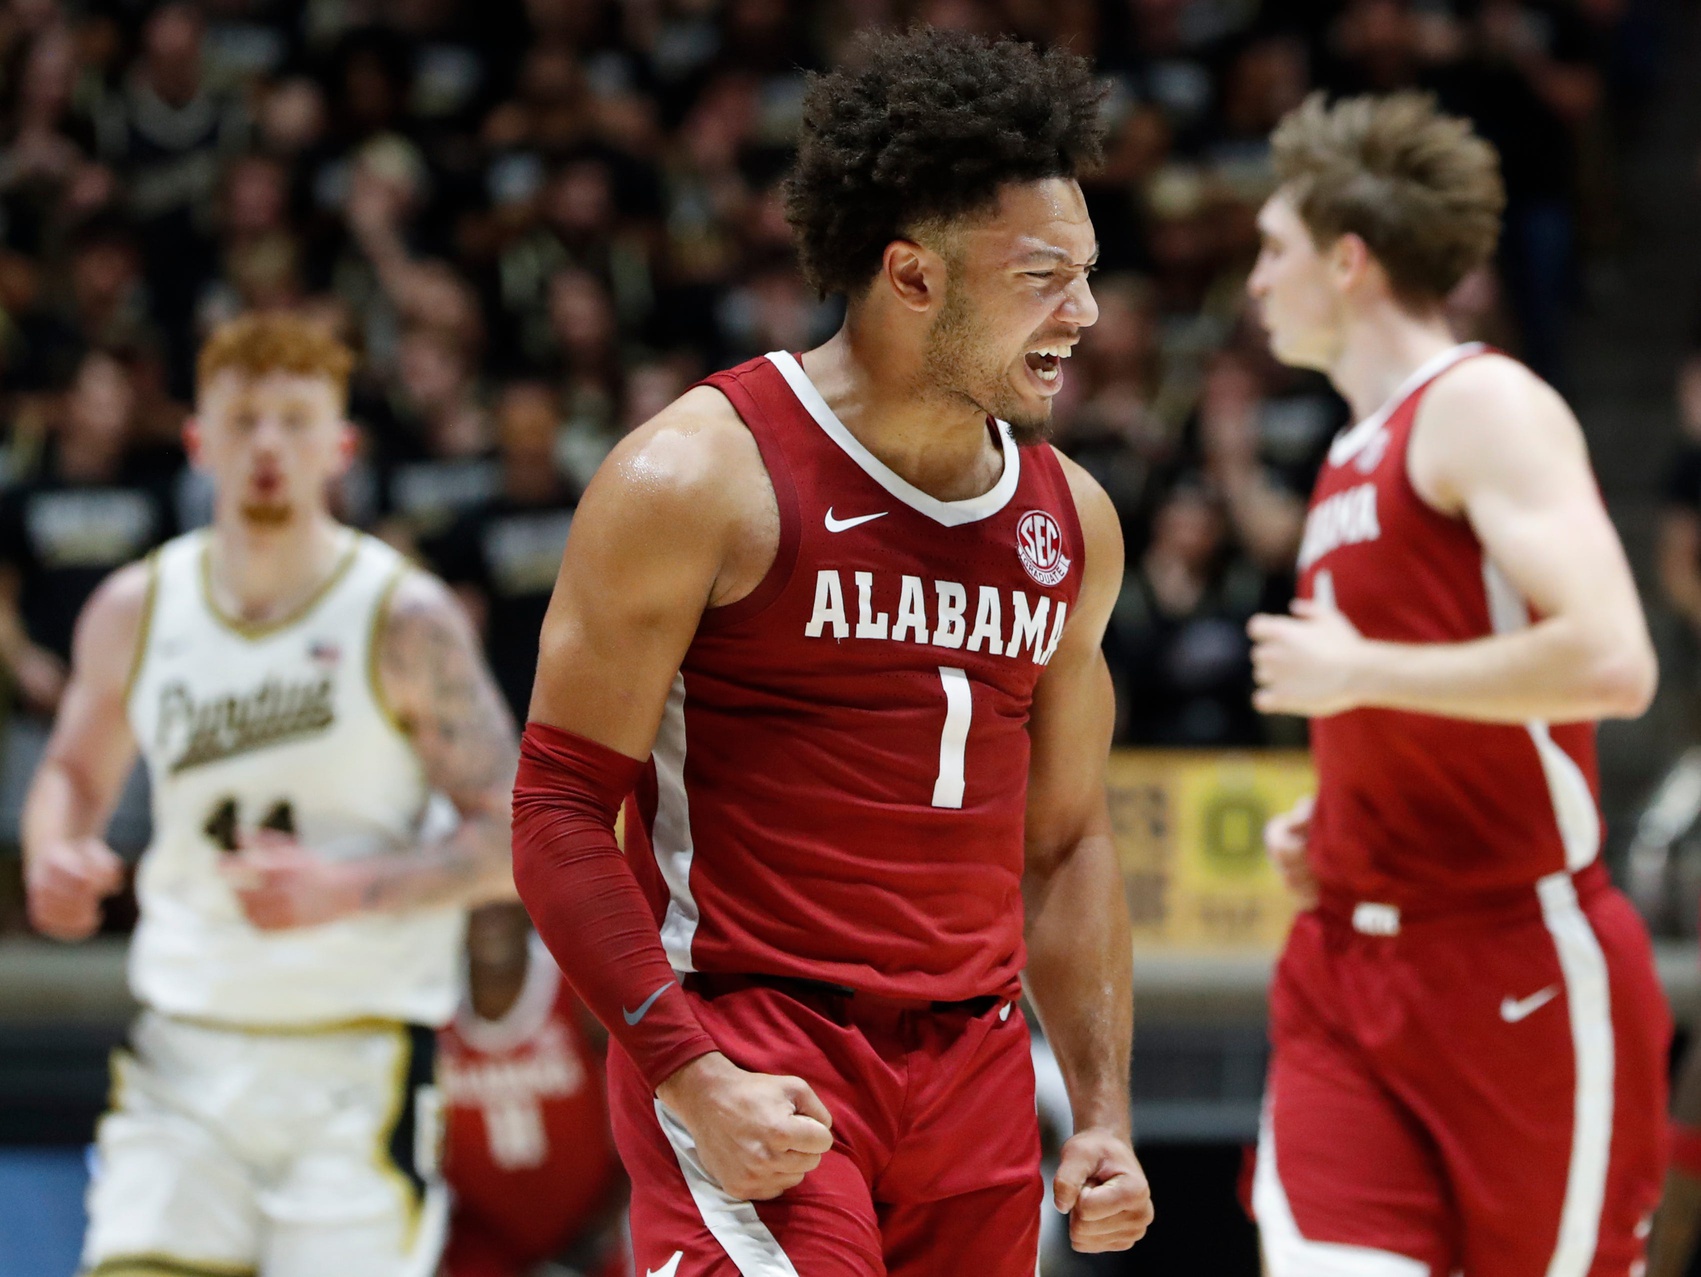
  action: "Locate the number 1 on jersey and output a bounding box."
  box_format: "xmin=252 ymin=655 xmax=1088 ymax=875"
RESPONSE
xmin=932 ymin=666 xmax=972 ymax=808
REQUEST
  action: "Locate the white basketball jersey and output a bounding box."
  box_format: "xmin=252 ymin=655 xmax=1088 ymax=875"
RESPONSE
xmin=126 ymin=528 xmax=464 ymax=1028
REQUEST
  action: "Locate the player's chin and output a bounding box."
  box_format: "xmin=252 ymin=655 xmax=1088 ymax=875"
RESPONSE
xmin=1268 ymin=328 xmax=1331 ymax=374
xmin=1000 ymin=387 xmax=1055 ymax=446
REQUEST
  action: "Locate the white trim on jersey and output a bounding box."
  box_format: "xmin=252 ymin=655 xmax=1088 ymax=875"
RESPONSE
xmin=652 ymin=673 xmax=702 ymax=972
xmin=1328 ymin=343 xmax=1486 ymax=469
xmin=763 ymin=350 xmax=1021 ymax=527
xmin=1252 ymin=1102 xmax=1431 ymax=1277
xmin=451 ymin=932 xmax=560 ymax=1054
xmin=1536 ymin=870 xmax=1615 ymax=1277
xmin=655 ymin=1100 xmax=801 ymax=1277
xmin=1480 ymin=560 xmax=1601 ymax=871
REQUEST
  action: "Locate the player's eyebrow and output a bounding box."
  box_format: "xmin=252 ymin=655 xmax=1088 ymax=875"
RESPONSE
xmin=1012 ymin=243 xmax=1101 ymax=268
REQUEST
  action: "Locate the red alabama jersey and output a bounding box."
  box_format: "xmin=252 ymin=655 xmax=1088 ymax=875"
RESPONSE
xmin=623 ymin=351 xmax=1084 ymax=1002
xmin=439 ymin=940 xmax=623 ymax=1271
xmin=1298 ymin=343 xmax=1602 ymax=906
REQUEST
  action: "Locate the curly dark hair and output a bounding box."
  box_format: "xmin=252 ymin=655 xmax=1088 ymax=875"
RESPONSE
xmin=784 ymin=28 xmax=1108 ymax=299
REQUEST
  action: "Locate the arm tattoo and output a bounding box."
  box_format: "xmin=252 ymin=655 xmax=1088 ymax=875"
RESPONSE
xmin=369 ymin=579 xmax=520 ymax=911
xmin=381 ymin=586 xmax=519 ymax=797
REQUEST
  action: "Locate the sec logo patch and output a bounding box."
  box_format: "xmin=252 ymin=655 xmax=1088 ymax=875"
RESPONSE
xmin=1016 ymin=510 xmax=1070 ymax=587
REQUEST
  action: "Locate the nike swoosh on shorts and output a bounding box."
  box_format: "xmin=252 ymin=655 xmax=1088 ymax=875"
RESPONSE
xmin=647 ymin=1252 xmax=684 ymax=1277
xmin=825 ymin=507 xmax=888 ymax=532
xmin=623 ymin=982 xmax=672 ymax=1026
xmin=1499 ymin=985 xmax=1560 ymax=1023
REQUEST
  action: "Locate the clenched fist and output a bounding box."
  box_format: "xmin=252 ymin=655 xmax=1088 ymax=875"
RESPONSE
xmin=656 ymin=1051 xmax=835 ymax=1201
xmin=1054 ymin=1127 xmax=1155 ymax=1252
xmin=26 ymin=837 xmax=124 ymax=940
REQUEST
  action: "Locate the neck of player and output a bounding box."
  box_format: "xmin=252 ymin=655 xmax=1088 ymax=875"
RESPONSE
xmin=206 ymin=512 xmax=348 ymax=627
xmin=801 ymin=323 xmax=1008 ymax=505
xmin=1327 ymin=303 xmax=1461 ymax=424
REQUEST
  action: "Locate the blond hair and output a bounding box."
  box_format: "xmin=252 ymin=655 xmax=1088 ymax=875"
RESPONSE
xmin=197 ymin=311 xmax=356 ymax=402
xmin=1271 ymin=92 xmax=1505 ymax=305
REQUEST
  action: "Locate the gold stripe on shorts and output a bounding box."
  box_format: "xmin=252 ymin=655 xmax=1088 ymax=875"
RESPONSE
xmin=85 ymin=1254 xmax=257 ymax=1277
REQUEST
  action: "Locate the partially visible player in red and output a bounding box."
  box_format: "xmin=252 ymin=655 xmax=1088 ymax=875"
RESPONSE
xmin=439 ymin=903 xmax=629 ymax=1277
xmin=510 ymin=28 xmax=1152 ymax=1277
xmin=1247 ymin=92 xmax=1669 ymax=1277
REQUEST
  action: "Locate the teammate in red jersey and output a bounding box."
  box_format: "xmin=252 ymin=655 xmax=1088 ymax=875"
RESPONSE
xmin=1246 ymin=92 xmax=1669 ymax=1276
xmin=510 ymin=28 xmax=1152 ymax=1277
xmin=439 ymin=904 xmax=629 ymax=1277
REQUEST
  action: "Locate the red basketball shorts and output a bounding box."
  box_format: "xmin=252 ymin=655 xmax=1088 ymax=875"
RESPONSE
xmin=1255 ymin=864 xmax=1671 ymax=1277
xmin=607 ymin=977 xmax=1043 ymax=1277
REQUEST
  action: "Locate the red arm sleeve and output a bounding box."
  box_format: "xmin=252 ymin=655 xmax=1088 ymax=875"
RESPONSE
xmin=511 ymin=720 xmax=718 ymax=1089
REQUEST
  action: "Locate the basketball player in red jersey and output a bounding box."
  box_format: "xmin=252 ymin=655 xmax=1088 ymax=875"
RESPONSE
xmin=510 ymin=29 xmax=1152 ymax=1277
xmin=1245 ymin=93 xmax=1670 ymax=1276
xmin=439 ymin=904 xmax=628 ymax=1277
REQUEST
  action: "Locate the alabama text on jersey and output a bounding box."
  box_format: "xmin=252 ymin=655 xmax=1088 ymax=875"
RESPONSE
xmin=622 ymin=352 xmax=1085 ymax=1002
xmin=1298 ymin=343 xmax=1602 ymax=905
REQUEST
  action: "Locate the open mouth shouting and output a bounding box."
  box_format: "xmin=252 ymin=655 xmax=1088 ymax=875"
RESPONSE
xmin=1023 ymin=339 xmax=1074 ymax=393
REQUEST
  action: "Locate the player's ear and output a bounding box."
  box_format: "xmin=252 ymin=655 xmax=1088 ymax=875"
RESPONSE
xmin=182 ymin=417 xmax=204 ymax=469
xmin=880 ymin=239 xmax=945 ymax=315
xmin=1330 ymin=232 xmax=1374 ymax=293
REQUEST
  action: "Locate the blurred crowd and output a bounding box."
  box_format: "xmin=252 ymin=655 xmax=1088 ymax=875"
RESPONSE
xmin=0 ymin=0 xmax=1650 ymax=757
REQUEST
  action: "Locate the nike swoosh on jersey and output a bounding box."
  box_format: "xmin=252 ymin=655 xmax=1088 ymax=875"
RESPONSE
xmin=1499 ymin=985 xmax=1560 ymax=1023
xmin=647 ymin=1253 xmax=684 ymax=1277
xmin=623 ymin=982 xmax=672 ymax=1026
xmin=824 ymin=507 xmax=889 ymax=533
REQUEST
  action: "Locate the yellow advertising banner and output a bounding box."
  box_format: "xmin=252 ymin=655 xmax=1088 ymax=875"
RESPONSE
xmin=1108 ymin=750 xmax=1315 ymax=953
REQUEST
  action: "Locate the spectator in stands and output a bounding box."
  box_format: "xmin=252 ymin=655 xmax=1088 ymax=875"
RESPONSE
xmin=1196 ymin=350 xmax=1305 ymax=575
xmin=426 ymin=380 xmax=576 ymax=724
xmin=0 ymin=350 xmax=172 ymax=721
xmin=95 ymin=3 xmax=249 ymax=382
xmin=1444 ymin=0 xmax=1603 ymax=386
xmin=1105 ymin=477 xmax=1273 ymax=747
xmin=0 ymin=20 xmax=104 ymax=242
xmin=6 ymin=214 xmax=158 ymax=398
xmin=373 ymin=325 xmax=498 ymax=549
xmin=196 ymin=153 xmax=306 ymax=333
xmin=1052 ymin=272 xmax=1174 ymax=549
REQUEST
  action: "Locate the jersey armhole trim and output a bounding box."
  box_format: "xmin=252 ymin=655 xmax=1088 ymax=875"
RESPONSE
xmin=121 ymin=548 xmax=162 ymax=710
xmin=1396 ymin=345 xmax=1503 ymax=529
xmin=366 ymin=561 xmax=415 ymax=743
xmin=695 ymin=373 xmax=801 ymax=634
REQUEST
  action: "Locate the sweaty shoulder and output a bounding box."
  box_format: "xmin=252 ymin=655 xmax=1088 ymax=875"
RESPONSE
xmin=607 ymin=384 xmax=767 ymax=505
xmin=581 ymin=383 xmax=779 ymax=610
xmin=1048 ymin=446 xmax=1124 ymax=628
xmin=1409 ymin=352 xmax=1587 ymax=515
xmin=74 ymin=558 xmax=156 ymax=694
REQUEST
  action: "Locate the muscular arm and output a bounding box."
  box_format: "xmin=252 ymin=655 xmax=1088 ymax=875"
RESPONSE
xmin=21 ymin=562 xmax=149 ymax=938
xmin=1252 ymin=357 xmax=1656 ymax=723
xmin=227 ymin=568 xmax=521 ymax=927
xmin=527 ymin=385 xmax=771 ymax=752
xmin=367 ymin=571 xmax=520 ymax=910
xmin=1022 ymin=452 xmax=1150 ymax=1251
xmin=516 ymin=387 xmax=832 ymax=1201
